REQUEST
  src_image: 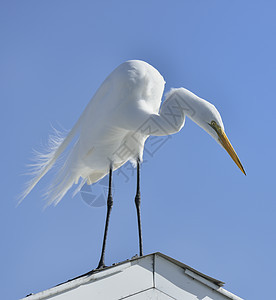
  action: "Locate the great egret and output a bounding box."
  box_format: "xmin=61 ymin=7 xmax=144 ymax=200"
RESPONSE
xmin=21 ymin=60 xmax=246 ymax=268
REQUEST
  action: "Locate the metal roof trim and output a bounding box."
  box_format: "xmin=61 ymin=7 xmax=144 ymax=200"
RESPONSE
xmin=21 ymin=252 xmax=243 ymax=300
xmin=154 ymin=252 xmax=225 ymax=287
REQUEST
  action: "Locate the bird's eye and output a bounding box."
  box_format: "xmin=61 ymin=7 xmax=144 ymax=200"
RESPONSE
xmin=211 ymin=121 xmax=216 ymax=127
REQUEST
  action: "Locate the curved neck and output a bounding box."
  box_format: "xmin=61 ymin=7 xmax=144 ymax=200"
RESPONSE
xmin=148 ymin=88 xmax=200 ymax=136
xmin=117 ymin=88 xmax=205 ymax=138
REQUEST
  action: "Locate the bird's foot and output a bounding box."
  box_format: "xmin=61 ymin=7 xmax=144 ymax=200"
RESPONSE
xmin=96 ymin=260 xmax=106 ymax=270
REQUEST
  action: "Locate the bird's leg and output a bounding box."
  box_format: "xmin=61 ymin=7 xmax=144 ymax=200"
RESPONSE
xmin=97 ymin=166 xmax=113 ymax=269
xmin=135 ymin=158 xmax=143 ymax=256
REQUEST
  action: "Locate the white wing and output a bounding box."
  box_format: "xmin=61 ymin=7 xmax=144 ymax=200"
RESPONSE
xmin=20 ymin=60 xmax=165 ymax=206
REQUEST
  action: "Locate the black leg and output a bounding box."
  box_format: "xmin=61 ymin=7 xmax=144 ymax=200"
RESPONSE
xmin=135 ymin=159 xmax=143 ymax=256
xmin=97 ymin=167 xmax=113 ymax=269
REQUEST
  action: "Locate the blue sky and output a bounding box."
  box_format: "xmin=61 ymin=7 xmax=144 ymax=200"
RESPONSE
xmin=1 ymin=1 xmax=275 ymax=299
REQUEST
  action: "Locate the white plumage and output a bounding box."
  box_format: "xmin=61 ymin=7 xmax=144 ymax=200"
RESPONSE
xmin=21 ymin=60 xmax=245 ymax=206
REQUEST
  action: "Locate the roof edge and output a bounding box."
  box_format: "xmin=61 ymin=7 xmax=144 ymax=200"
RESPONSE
xmin=154 ymin=252 xmax=224 ymax=287
xmin=21 ymin=252 xmax=244 ymax=300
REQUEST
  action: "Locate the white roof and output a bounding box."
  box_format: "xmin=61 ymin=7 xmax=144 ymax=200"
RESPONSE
xmin=21 ymin=252 xmax=243 ymax=300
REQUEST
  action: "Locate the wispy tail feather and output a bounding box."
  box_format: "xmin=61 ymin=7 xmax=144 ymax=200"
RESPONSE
xmin=18 ymin=121 xmax=80 ymax=206
xmin=43 ymin=141 xmax=79 ymax=207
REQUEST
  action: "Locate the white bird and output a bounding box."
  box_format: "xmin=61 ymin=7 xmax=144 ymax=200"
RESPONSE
xmin=21 ymin=60 xmax=246 ymax=268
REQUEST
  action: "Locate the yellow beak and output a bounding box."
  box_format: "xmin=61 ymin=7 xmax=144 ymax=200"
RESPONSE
xmin=218 ymin=130 xmax=246 ymax=175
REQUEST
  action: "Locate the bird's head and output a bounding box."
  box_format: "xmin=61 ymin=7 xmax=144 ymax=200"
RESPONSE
xmin=176 ymin=88 xmax=246 ymax=175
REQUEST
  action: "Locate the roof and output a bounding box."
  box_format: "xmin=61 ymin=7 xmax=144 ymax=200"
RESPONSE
xmin=21 ymin=252 xmax=243 ymax=300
